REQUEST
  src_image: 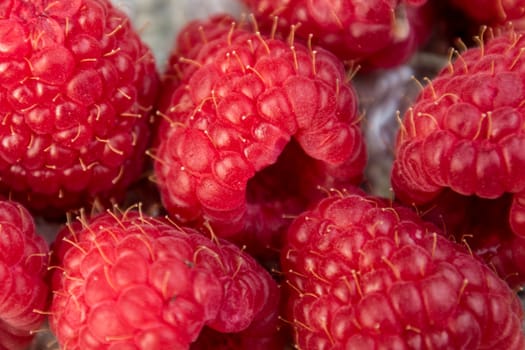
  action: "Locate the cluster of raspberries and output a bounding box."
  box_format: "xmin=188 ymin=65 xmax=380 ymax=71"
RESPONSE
xmin=0 ymin=0 xmax=524 ymax=349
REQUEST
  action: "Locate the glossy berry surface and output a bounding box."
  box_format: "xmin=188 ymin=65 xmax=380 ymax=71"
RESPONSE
xmin=282 ymin=190 xmax=525 ymax=349
xmin=0 ymin=200 xmax=49 ymax=350
xmin=0 ymin=0 xmax=159 ymax=214
xmin=49 ymin=208 xmax=281 ymax=350
xmin=241 ymin=0 xmax=433 ymax=70
xmin=153 ymin=15 xmax=366 ymax=254
xmin=391 ymin=29 xmax=525 ymax=285
xmin=449 ymin=0 xmax=525 ymax=25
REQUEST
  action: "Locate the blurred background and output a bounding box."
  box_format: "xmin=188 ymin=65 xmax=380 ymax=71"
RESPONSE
xmin=118 ymin=0 xmax=244 ymax=69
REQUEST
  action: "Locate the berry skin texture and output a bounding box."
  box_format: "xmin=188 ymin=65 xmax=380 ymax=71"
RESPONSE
xmin=49 ymin=209 xmax=281 ymax=350
xmin=153 ymin=15 xmax=366 ymax=253
xmin=282 ymin=190 xmax=525 ymax=350
xmin=0 ymin=200 xmax=49 ymax=350
xmin=0 ymin=0 xmax=159 ymax=215
xmin=449 ymin=0 xmax=525 ymax=26
xmin=391 ymin=29 xmax=525 ymax=286
xmin=241 ymin=0 xmax=433 ymax=70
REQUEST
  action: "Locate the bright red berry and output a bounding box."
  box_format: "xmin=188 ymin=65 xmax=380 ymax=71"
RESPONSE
xmin=240 ymin=0 xmax=433 ymax=70
xmin=49 ymin=208 xmax=281 ymax=349
xmin=0 ymin=0 xmax=159 ymax=215
xmin=391 ymin=28 xmax=525 ymax=286
xmin=282 ymin=190 xmax=525 ymax=349
xmin=449 ymin=0 xmax=525 ymax=26
xmin=153 ymin=15 xmax=366 ymax=257
xmin=413 ymin=189 xmax=525 ymax=287
xmin=0 ymin=199 xmax=49 ymax=350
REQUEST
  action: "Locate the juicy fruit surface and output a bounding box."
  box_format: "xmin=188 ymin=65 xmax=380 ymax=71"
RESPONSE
xmin=0 ymin=200 xmax=49 ymax=350
xmin=154 ymin=15 xmax=366 ymax=249
xmin=0 ymin=0 xmax=158 ymax=213
xmin=282 ymin=190 xmax=525 ymax=349
xmin=391 ymin=29 xmax=525 ymax=285
xmin=415 ymin=189 xmax=525 ymax=287
xmin=241 ymin=0 xmax=433 ymax=70
xmin=392 ymin=29 xmax=525 ymax=202
xmin=49 ymin=209 xmax=281 ymax=349
xmin=6 ymin=1 xmax=523 ymax=349
xmin=450 ymin=0 xmax=525 ymax=25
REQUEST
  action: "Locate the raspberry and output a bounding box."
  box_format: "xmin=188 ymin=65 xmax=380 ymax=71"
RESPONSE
xmin=0 ymin=0 xmax=159 ymax=215
xmin=153 ymin=15 xmax=366 ymax=256
xmin=391 ymin=29 xmax=525 ymax=285
xmin=159 ymin=14 xmax=235 ymax=106
xmin=282 ymin=190 xmax=525 ymax=349
xmin=236 ymin=139 xmax=352 ymax=259
xmin=240 ymin=0 xmax=433 ymax=70
xmin=449 ymin=0 xmax=525 ymax=26
xmin=415 ymin=190 xmax=525 ymax=287
xmin=0 ymin=200 xmax=49 ymax=350
xmin=49 ymin=208 xmax=281 ymax=349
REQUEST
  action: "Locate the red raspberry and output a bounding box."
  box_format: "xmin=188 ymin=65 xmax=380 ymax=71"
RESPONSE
xmin=282 ymin=190 xmax=525 ymax=349
xmin=49 ymin=208 xmax=281 ymax=349
xmin=153 ymin=15 xmax=366 ymax=256
xmin=0 ymin=200 xmax=49 ymax=350
xmin=0 ymin=0 xmax=159 ymax=215
xmin=160 ymin=14 xmax=235 ymax=105
xmin=414 ymin=190 xmax=525 ymax=287
xmin=391 ymin=29 xmax=525 ymax=285
xmin=449 ymin=0 xmax=525 ymax=26
xmin=236 ymin=139 xmax=357 ymax=259
xmin=240 ymin=0 xmax=433 ymax=70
